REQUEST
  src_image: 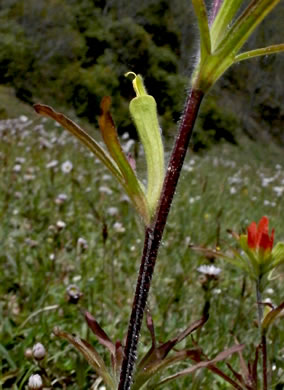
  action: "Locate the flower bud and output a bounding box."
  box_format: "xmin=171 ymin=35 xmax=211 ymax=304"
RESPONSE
xmin=28 ymin=374 xmax=43 ymax=389
xmin=66 ymin=284 xmax=82 ymax=304
xmin=24 ymin=347 xmax=33 ymax=359
xmin=32 ymin=343 xmax=46 ymax=360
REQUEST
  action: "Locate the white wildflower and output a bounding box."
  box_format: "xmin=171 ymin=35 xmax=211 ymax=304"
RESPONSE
xmin=185 ymin=236 xmax=191 ymax=245
xmin=99 ymin=186 xmax=113 ymax=195
xmin=120 ymin=194 xmax=130 ymax=202
xmin=55 ymin=193 xmax=68 ymax=205
xmin=13 ymin=164 xmax=22 ymax=173
xmin=56 ymin=220 xmax=66 ymax=230
xmin=19 ymin=115 xmax=28 ymax=123
xmin=122 ymin=139 xmax=135 ymax=153
xmin=263 ymin=297 xmax=273 ymax=305
xmin=15 ymin=157 xmax=26 ymax=164
xmin=113 ymin=222 xmax=125 ymax=233
xmin=77 ymin=237 xmax=88 ymax=249
xmin=46 ymin=160 xmax=58 ymax=169
xmin=61 ymin=160 xmax=73 ymax=174
xmin=266 ymin=288 xmax=274 ymax=295
xmin=197 ymin=265 xmax=222 ymax=276
xmin=24 ymin=174 xmax=36 ymax=181
xmin=230 ymin=187 xmax=237 ymax=194
xmin=102 ymin=174 xmax=112 ymax=181
xmin=273 ymin=186 xmax=284 ymax=197
xmin=262 ymin=177 xmax=275 ymax=187
xmin=28 ymin=374 xmax=43 ymax=389
xmin=32 ymin=343 xmax=46 ymax=360
xmin=183 ymin=165 xmax=194 ymax=172
xmin=107 ymin=207 xmax=119 ymax=216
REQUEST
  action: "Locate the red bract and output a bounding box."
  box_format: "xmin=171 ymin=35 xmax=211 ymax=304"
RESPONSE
xmin=247 ymin=216 xmax=274 ymax=251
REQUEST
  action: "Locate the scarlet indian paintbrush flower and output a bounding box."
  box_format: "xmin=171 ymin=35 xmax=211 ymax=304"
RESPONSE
xmin=247 ymin=216 xmax=274 ymax=252
xmin=197 ymin=216 xmax=284 ymax=281
xmin=236 ymin=216 xmax=284 ymax=280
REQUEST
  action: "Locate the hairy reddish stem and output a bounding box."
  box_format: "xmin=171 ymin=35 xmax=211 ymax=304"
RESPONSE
xmin=118 ymin=89 xmax=204 ymax=390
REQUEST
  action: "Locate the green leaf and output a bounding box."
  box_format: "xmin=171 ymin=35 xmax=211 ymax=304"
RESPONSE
xmin=128 ymin=74 xmax=165 ymax=218
xmin=235 ymin=43 xmax=284 ymax=62
xmin=270 ymin=242 xmax=284 ymax=268
xmin=98 ymin=96 xmax=150 ymax=225
xmin=262 ymin=301 xmax=284 ymax=333
xmin=0 ymin=343 xmax=17 ymax=370
xmin=192 ymin=0 xmax=211 ymax=59
xmin=215 ymin=0 xmax=281 ymax=56
xmin=192 ymin=0 xmax=282 ymax=92
xmin=238 ymin=235 xmax=259 ymax=273
xmin=210 ymin=0 xmax=244 ymax=51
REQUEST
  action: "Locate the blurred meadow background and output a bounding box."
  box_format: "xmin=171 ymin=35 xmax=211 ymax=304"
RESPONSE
xmin=1 ymin=1 xmax=284 ymax=389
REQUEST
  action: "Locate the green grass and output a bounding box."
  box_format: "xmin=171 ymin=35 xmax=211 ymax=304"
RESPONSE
xmin=0 ymin=94 xmax=284 ymax=389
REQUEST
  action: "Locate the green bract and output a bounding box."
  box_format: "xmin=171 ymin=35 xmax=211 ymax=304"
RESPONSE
xmin=127 ymin=72 xmax=165 ymax=218
xmin=34 ymin=73 xmax=165 ymax=226
xmin=192 ymin=0 xmax=284 ymax=92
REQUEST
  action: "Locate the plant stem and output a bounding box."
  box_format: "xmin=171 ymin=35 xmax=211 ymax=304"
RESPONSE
xmin=256 ymin=278 xmax=263 ymax=329
xmin=118 ymin=88 xmax=204 ymax=390
xmin=262 ymin=334 xmax=267 ymax=390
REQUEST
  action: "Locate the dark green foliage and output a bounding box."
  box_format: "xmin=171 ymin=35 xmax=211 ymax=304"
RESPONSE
xmin=0 ymin=0 xmax=283 ymax=145
xmin=192 ymin=96 xmax=239 ymax=151
xmin=0 ymin=0 xmax=187 ymax=137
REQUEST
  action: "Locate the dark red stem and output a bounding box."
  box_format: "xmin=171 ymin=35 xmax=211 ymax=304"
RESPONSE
xmin=118 ymin=89 xmax=204 ymax=390
xmin=262 ymin=334 xmax=267 ymax=390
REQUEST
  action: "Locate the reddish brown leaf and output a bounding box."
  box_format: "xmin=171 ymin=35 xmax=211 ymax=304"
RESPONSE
xmin=156 ymin=344 xmax=245 ymax=386
xmin=84 ymin=311 xmax=115 ymax=356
